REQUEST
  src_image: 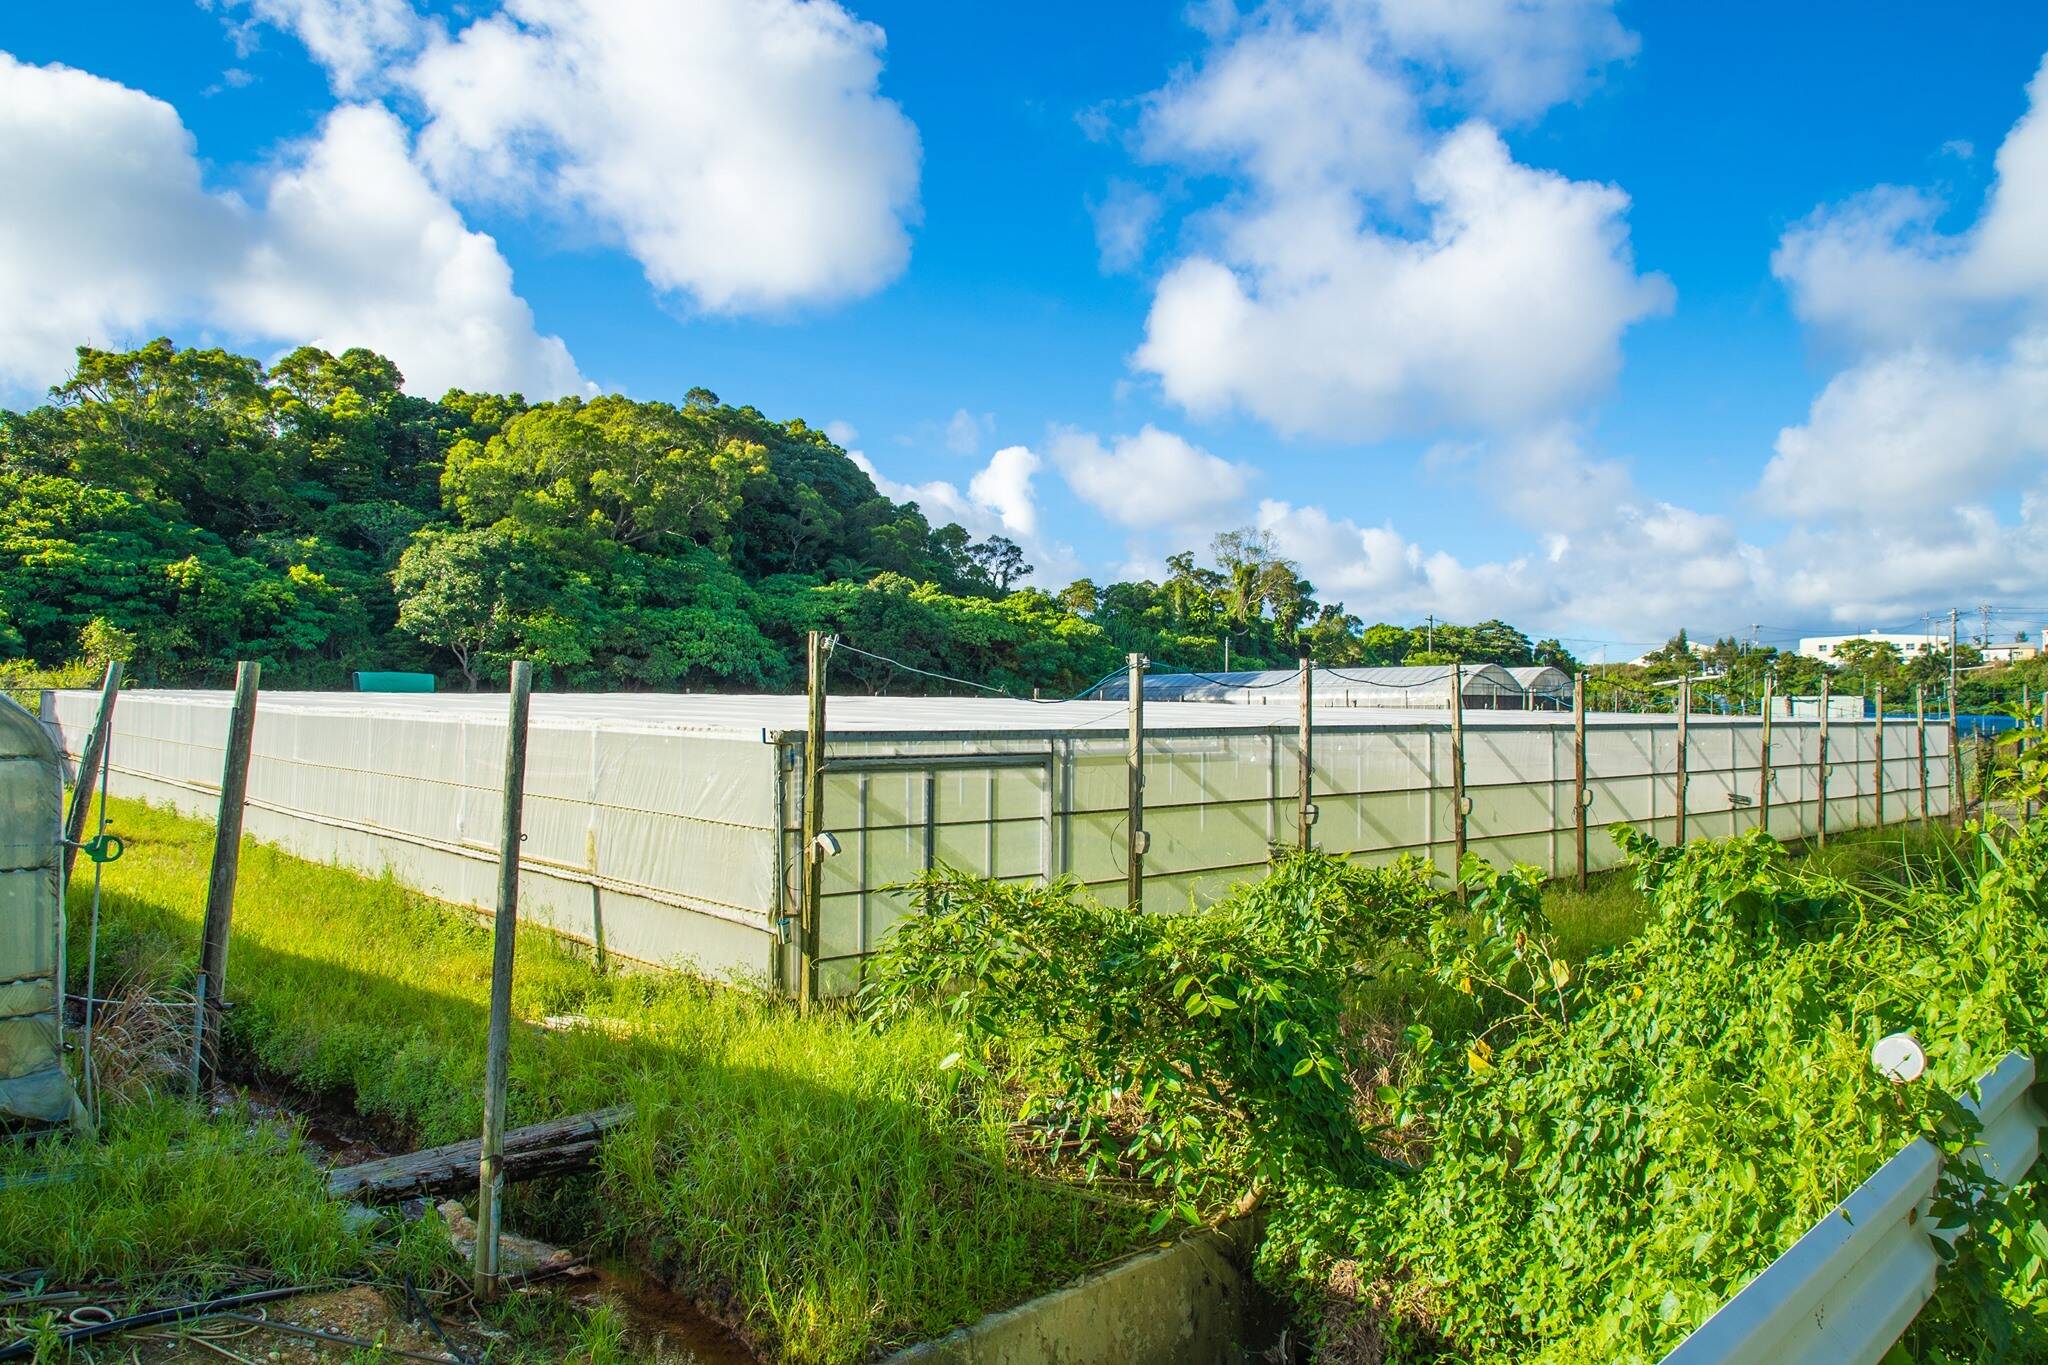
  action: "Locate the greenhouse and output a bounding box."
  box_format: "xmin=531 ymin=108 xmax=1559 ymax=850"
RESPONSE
xmin=1084 ymin=663 xmax=1526 ymax=709
xmin=1 ymin=695 xmax=82 ymax=1126
xmin=43 ymin=687 xmax=1953 ymax=996
xmin=1504 ymin=666 xmax=1574 ymax=710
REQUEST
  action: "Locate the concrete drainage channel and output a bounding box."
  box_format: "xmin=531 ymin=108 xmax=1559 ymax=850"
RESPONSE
xmin=885 ymin=1220 xmax=1283 ymax=1365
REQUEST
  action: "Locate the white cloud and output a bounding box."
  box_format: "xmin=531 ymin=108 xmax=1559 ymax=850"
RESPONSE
xmin=0 ymin=52 xmax=236 ymax=387
xmin=1046 ymin=424 xmax=1255 ymax=528
xmin=0 ymin=51 xmax=582 ymax=397
xmin=1761 ymin=337 xmax=2048 ymax=524
xmin=1090 ymin=179 xmax=1160 ymax=274
xmin=1773 ymin=54 xmax=2048 ymax=351
xmin=1126 ymin=1 xmax=1666 ymax=439
xmin=944 ymin=408 xmax=992 ymax=455
xmin=823 ymin=419 xmax=859 ymax=448
xmin=219 ymin=105 xmax=586 ymax=398
xmin=224 ymin=0 xmax=423 ymax=94
xmin=850 ymin=444 xmax=1074 ymax=583
xmin=967 ymin=445 xmax=1041 ymax=537
xmin=404 ymin=0 xmax=921 ymax=314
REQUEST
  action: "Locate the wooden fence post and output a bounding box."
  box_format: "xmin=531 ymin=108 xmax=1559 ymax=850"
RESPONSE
xmin=1573 ymin=674 xmax=1588 ymax=892
xmin=1297 ymin=656 xmax=1315 ymax=849
xmin=1450 ymin=663 xmax=1468 ymax=888
xmin=1816 ymin=677 xmax=1831 ymax=849
xmin=799 ymin=632 xmax=830 ymax=1005
xmin=1758 ymin=673 xmax=1774 ymax=837
xmin=195 ymin=661 xmax=260 ymax=1079
xmin=1916 ymin=686 xmax=1930 ymax=826
xmin=1874 ymin=684 xmax=1886 ymax=828
xmin=1126 ymin=652 xmax=1147 ymax=910
xmin=475 ymin=659 xmax=532 ymax=1301
xmin=1675 ymin=672 xmax=1691 ymax=845
xmin=61 ymin=661 xmax=123 ymax=885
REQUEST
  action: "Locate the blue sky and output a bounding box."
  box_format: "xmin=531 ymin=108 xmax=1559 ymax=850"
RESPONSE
xmin=5 ymin=1 xmax=2048 ymax=656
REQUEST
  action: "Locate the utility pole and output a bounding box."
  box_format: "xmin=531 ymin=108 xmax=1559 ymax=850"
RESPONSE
xmin=1296 ymin=656 xmax=1315 ymax=849
xmin=1426 ymin=613 xmax=1435 ymax=654
xmin=1126 ymin=652 xmax=1147 ymax=910
xmin=798 ymin=631 xmax=831 ymax=1007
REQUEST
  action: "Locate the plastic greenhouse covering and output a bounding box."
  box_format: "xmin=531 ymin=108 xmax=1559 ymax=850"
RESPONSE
xmin=44 ymin=688 xmax=1953 ymax=997
xmin=1083 ymin=663 xmax=1527 ymax=709
xmin=2 ymin=695 xmax=82 ymax=1125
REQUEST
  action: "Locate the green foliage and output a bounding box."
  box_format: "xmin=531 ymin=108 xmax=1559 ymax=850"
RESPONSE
xmin=79 ymin=796 xmax=1146 ymax=1363
xmin=865 ymin=823 xmax=2048 ymax=1362
xmin=863 ymin=853 xmax=1446 ymax=1228
xmin=2 ymin=337 xmax=1581 ymax=692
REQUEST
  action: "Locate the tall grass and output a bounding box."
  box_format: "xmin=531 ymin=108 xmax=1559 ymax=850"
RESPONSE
xmin=73 ymin=798 xmax=1148 ymax=1363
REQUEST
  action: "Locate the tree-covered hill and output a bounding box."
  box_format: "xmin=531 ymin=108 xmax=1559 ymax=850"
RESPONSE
xmin=2 ymin=338 xmax=1574 ymax=694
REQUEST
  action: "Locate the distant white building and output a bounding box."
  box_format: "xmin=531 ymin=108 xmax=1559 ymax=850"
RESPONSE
xmin=1982 ymin=641 xmax=2040 ymax=664
xmin=1797 ymin=631 xmax=1944 ymax=662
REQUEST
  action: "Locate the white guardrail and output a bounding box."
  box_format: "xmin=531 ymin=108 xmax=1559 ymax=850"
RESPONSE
xmin=1663 ymin=1050 xmax=2045 ymax=1364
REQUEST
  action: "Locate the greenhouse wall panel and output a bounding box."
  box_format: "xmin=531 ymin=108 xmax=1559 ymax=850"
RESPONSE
xmin=43 ymin=690 xmax=1954 ymax=995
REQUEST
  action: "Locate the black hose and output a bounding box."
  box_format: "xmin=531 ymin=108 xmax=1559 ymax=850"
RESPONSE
xmin=0 ymin=1284 xmax=312 ymax=1361
xmin=404 ymin=1272 xmax=477 ymax=1365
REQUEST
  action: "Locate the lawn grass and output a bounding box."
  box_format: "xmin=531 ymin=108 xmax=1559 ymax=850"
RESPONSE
xmin=69 ymin=796 xmax=1150 ymax=1364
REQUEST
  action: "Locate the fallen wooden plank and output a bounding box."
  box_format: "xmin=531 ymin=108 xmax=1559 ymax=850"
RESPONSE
xmin=327 ymin=1105 xmax=632 ymax=1203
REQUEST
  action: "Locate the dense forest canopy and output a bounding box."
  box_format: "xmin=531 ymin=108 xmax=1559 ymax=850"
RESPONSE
xmin=0 ymin=337 xmax=2028 ymax=709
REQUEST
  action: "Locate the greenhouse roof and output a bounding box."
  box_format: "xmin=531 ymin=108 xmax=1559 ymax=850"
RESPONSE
xmin=1082 ymin=662 xmax=1522 ymax=703
xmin=45 ymin=687 xmax=1764 ymax=744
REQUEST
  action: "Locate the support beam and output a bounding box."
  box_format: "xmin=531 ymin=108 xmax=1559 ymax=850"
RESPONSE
xmin=1758 ymin=673 xmax=1774 ymax=837
xmin=798 ymin=632 xmax=831 ymax=1005
xmin=1296 ymin=656 xmax=1314 ymax=849
xmin=475 ymin=659 xmax=532 ymax=1301
xmin=61 ymin=661 xmax=123 ymax=885
xmin=1916 ymin=686 xmax=1930 ymax=827
xmin=1450 ymin=662 xmax=1468 ymax=885
xmin=1675 ymin=672 xmax=1691 ymax=845
xmin=1573 ymin=674 xmax=1588 ymax=892
xmin=1126 ymin=652 xmax=1147 ymax=910
xmin=196 ymin=661 xmax=259 ymax=1077
xmin=1816 ymin=677 xmax=1831 ymax=848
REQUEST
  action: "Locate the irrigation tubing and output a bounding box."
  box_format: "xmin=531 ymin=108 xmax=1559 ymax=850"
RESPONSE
xmin=0 ymin=1284 xmax=315 ymax=1361
xmin=219 ymin=1310 xmax=465 ymax=1365
xmin=404 ymin=1272 xmax=478 ymax=1365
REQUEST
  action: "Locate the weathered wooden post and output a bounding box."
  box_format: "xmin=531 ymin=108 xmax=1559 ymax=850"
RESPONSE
xmin=799 ymin=631 xmax=830 ymax=1005
xmin=1297 ymin=656 xmax=1315 ymax=849
xmin=1126 ymin=652 xmax=1147 ymax=910
xmin=1675 ymin=672 xmax=1691 ymax=844
xmin=195 ymin=661 xmax=260 ymax=1080
xmin=475 ymin=659 xmax=532 ymax=1301
xmin=1450 ymin=662 xmax=1468 ymax=887
xmin=1915 ymin=686 xmax=1930 ymax=826
xmin=1573 ymin=674 xmax=1589 ymax=892
xmin=1758 ymin=672 xmax=1774 ymax=836
xmin=62 ymin=661 xmax=123 ymax=885
xmin=1816 ymin=677 xmax=1831 ymax=848
xmin=1874 ymin=684 xmax=1886 ymax=827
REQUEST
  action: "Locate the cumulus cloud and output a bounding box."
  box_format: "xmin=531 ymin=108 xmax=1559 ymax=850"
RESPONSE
xmin=851 ymin=443 xmax=1074 ymax=582
xmin=944 ymin=408 xmax=992 ymax=455
xmin=222 ymin=0 xmax=423 ymax=94
xmin=1046 ymin=424 xmax=1255 ymax=528
xmin=1124 ymin=0 xmax=1665 ymax=439
xmin=403 ymin=0 xmax=922 ymax=314
xmin=0 ymin=51 xmax=582 ymax=397
xmin=1090 ymin=179 xmax=1160 ymax=274
xmin=1757 ymin=48 xmax=2048 ymax=605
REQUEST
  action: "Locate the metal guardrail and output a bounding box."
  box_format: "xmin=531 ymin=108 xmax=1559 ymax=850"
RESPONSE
xmin=1662 ymin=1050 xmax=2044 ymax=1364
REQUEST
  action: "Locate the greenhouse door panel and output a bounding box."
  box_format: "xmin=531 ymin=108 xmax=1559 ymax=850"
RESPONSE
xmin=814 ymin=753 xmax=1053 ymax=995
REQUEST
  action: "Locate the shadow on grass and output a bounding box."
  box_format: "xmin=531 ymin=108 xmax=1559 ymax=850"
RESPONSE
xmin=67 ymin=799 xmax=1151 ymax=1365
